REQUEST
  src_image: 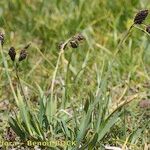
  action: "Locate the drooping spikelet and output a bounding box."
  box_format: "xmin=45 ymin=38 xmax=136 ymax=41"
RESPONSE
xmin=134 ymin=9 xmax=149 ymax=24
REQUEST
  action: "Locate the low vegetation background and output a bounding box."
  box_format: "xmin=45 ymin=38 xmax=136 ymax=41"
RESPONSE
xmin=0 ymin=0 xmax=149 ymax=150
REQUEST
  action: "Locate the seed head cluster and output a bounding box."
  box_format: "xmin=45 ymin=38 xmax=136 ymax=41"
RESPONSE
xmin=133 ymin=9 xmax=150 ymax=34
xmin=134 ymin=9 xmax=149 ymax=24
xmin=70 ymin=33 xmax=85 ymax=49
xmin=0 ymin=33 xmax=30 ymax=62
xmin=70 ymin=40 xmax=78 ymax=48
xmin=8 ymin=44 xmax=30 ymax=62
xmin=58 ymin=33 xmax=85 ymax=50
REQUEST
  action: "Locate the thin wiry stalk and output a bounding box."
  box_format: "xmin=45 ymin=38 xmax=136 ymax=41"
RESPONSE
xmin=44 ymin=38 xmax=72 ymax=123
xmin=45 ymin=38 xmax=71 ymax=122
xmin=46 ymin=33 xmax=84 ymax=100
xmin=46 ymin=38 xmax=71 ymax=100
xmin=63 ymin=50 xmax=74 ymax=107
xmin=0 ymin=45 xmax=18 ymax=101
xmin=134 ymin=25 xmax=150 ymax=36
xmin=99 ymin=24 xmax=136 ymax=139
xmin=14 ymin=63 xmax=27 ymax=103
xmin=50 ymin=49 xmax=64 ymax=101
xmin=115 ymin=24 xmax=135 ymax=55
xmin=107 ymin=24 xmax=135 ymax=73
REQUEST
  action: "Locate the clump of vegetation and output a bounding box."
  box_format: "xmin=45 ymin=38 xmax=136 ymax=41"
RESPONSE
xmin=0 ymin=1 xmax=150 ymax=150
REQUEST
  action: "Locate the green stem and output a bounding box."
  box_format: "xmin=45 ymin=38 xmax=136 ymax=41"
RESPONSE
xmin=109 ymin=24 xmax=135 ymax=69
xmin=134 ymin=25 xmax=150 ymax=37
xmin=50 ymin=50 xmax=64 ymax=101
xmin=63 ymin=50 xmax=74 ymax=107
xmin=0 ymin=44 xmax=18 ymax=101
xmin=46 ymin=38 xmax=71 ymax=100
xmin=117 ymin=24 xmax=134 ymax=50
xmin=46 ymin=38 xmax=71 ymax=122
xmin=14 ymin=62 xmax=27 ymax=103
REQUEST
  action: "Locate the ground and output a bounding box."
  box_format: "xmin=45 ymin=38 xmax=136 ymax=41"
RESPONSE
xmin=0 ymin=0 xmax=149 ymax=150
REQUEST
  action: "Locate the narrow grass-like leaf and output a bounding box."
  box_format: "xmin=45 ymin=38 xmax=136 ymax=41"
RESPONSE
xmin=88 ymin=133 xmax=98 ymax=149
xmin=16 ymin=88 xmax=33 ymax=136
xmin=35 ymin=82 xmax=46 ymax=126
xmin=98 ymin=108 xmax=123 ymax=141
xmin=76 ymin=108 xmax=92 ymax=146
xmin=28 ymin=111 xmax=45 ymax=140
xmin=60 ymin=120 xmax=71 ymax=139
xmin=9 ymin=117 xmax=26 ymax=140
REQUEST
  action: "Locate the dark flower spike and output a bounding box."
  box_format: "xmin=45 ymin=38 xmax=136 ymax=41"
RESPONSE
xmin=134 ymin=9 xmax=149 ymax=24
xmin=0 ymin=32 xmax=4 ymax=46
xmin=8 ymin=47 xmax=16 ymax=61
xmin=19 ymin=49 xmax=27 ymax=61
xmin=146 ymin=25 xmax=150 ymax=34
xmin=70 ymin=40 xmax=78 ymax=48
xmin=76 ymin=33 xmax=85 ymax=41
xmin=24 ymin=43 xmax=31 ymax=49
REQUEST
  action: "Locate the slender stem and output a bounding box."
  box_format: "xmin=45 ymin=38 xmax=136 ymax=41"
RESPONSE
xmin=45 ymin=39 xmax=71 ymax=122
xmin=117 ymin=24 xmax=134 ymax=50
xmin=110 ymin=24 xmax=135 ymax=68
xmin=14 ymin=63 xmax=27 ymax=103
xmin=46 ymin=38 xmax=71 ymax=100
xmin=123 ymin=106 xmax=126 ymax=138
xmin=0 ymin=44 xmax=18 ymax=101
xmin=123 ymin=74 xmax=130 ymax=139
xmin=63 ymin=50 xmax=74 ymax=107
xmin=50 ymin=50 xmax=64 ymax=101
xmin=134 ymin=25 xmax=150 ymax=37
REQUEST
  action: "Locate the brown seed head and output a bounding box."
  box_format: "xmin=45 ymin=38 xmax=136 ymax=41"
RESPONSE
xmin=76 ymin=33 xmax=85 ymax=41
xmin=24 ymin=43 xmax=31 ymax=49
xmin=134 ymin=9 xmax=149 ymax=24
xmin=8 ymin=47 xmax=16 ymax=61
xmin=146 ymin=25 xmax=150 ymax=34
xmin=70 ymin=40 xmax=78 ymax=48
xmin=19 ymin=49 xmax=27 ymax=61
xmin=0 ymin=32 xmax=4 ymax=46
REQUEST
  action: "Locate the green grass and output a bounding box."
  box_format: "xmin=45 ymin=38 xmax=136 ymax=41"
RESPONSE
xmin=0 ymin=0 xmax=150 ymax=149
